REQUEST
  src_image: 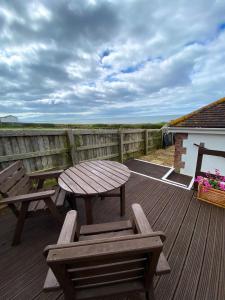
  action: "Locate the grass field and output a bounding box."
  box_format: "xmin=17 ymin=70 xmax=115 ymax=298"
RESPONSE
xmin=0 ymin=122 xmax=165 ymax=130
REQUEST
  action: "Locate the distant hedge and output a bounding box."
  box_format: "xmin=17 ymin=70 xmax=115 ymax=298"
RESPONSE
xmin=0 ymin=122 xmax=166 ymax=130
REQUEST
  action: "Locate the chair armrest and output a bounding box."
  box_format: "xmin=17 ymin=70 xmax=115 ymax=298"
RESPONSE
xmin=132 ymin=203 xmax=170 ymax=275
xmin=29 ymin=169 xmax=64 ymax=180
xmin=43 ymin=210 xmax=78 ymax=291
xmin=1 ymin=190 xmax=56 ymax=205
xmin=57 ymin=210 xmax=78 ymax=244
xmin=132 ymin=203 xmax=154 ymax=234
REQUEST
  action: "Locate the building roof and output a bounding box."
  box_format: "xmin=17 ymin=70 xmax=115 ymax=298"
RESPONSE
xmin=169 ymin=97 xmax=225 ymax=128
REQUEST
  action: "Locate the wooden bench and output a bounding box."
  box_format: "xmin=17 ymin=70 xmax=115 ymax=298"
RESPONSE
xmin=0 ymin=161 xmax=67 ymax=245
xmin=44 ymin=204 xmax=170 ymax=299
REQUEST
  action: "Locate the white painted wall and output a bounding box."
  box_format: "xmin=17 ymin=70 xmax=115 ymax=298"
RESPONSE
xmin=181 ymin=133 xmax=225 ymax=177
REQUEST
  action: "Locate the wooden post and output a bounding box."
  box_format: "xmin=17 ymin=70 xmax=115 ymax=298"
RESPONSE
xmin=145 ymin=130 xmax=148 ymax=155
xmin=67 ymin=129 xmax=77 ymax=165
xmin=194 ymin=142 xmax=205 ymax=190
xmin=119 ymin=129 xmax=124 ymax=163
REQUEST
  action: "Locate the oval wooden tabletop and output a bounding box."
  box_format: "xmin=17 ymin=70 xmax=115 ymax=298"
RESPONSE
xmin=58 ymin=160 xmax=131 ymax=195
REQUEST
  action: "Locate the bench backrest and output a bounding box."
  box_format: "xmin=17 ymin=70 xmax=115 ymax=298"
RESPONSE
xmin=46 ymin=234 xmax=163 ymax=299
xmin=0 ymin=161 xmax=31 ymax=198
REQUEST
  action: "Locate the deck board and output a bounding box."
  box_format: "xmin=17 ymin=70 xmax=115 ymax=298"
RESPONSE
xmin=0 ymin=162 xmax=225 ymax=300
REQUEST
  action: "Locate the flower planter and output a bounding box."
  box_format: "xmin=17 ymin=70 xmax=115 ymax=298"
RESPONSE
xmin=197 ymin=184 xmax=225 ymax=208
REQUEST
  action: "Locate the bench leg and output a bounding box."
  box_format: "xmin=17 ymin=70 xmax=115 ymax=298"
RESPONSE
xmin=12 ymin=201 xmax=29 ymax=246
xmin=44 ymin=198 xmax=63 ymax=224
xmin=120 ymin=185 xmax=126 ymax=216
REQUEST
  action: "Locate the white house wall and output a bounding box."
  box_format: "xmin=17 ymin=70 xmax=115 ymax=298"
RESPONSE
xmin=181 ymin=133 xmax=225 ymax=177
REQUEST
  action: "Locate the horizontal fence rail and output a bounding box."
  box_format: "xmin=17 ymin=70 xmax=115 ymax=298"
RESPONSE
xmin=0 ymin=129 xmax=162 ymax=172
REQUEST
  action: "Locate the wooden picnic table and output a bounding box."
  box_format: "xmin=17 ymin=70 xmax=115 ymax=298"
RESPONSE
xmin=58 ymin=160 xmax=131 ymax=224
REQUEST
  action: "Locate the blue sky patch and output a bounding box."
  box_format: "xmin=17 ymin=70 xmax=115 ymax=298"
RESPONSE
xmin=105 ymin=73 xmax=120 ymax=82
xmin=219 ymin=23 xmax=225 ymax=31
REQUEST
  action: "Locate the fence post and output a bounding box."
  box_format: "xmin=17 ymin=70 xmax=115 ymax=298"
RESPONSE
xmin=119 ymin=129 xmax=124 ymax=163
xmin=145 ymin=130 xmax=148 ymax=155
xmin=67 ymin=129 xmax=77 ymax=165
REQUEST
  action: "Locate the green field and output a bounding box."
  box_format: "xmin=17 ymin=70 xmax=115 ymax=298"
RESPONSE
xmin=0 ymin=122 xmax=165 ymax=130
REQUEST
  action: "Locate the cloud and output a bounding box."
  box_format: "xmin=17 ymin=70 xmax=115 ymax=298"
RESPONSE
xmin=0 ymin=0 xmax=225 ymax=123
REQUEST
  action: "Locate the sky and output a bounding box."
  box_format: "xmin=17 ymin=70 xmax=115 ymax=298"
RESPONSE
xmin=0 ymin=0 xmax=225 ymax=124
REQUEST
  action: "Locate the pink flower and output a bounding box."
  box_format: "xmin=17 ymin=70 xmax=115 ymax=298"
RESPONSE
xmin=219 ymin=182 xmax=225 ymax=191
xmin=204 ymin=180 xmax=211 ymax=188
xmin=195 ymin=176 xmax=204 ymax=183
xmin=215 ymin=169 xmax=220 ymax=175
xmin=195 ymin=169 xmax=225 ymax=192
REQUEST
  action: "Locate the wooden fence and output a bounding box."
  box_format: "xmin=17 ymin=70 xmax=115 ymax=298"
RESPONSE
xmin=0 ymin=129 xmax=162 ymax=173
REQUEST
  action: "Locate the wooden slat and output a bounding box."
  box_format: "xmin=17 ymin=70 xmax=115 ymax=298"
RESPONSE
xmin=47 ymin=234 xmax=162 ymax=263
xmin=44 ymin=211 xmax=78 ymax=291
xmin=68 ymin=259 xmax=146 ymax=278
xmin=69 ymin=167 xmax=108 ymax=194
xmin=0 ymin=130 xmax=66 ymax=136
xmin=0 ymin=148 xmax=68 ymax=163
xmin=80 ymin=162 xmax=122 ymax=187
xmin=77 ymin=142 xmax=118 ymax=151
xmin=2 ymin=189 xmax=56 ymax=204
xmin=87 ymin=161 xmax=126 ymax=184
xmin=131 ymin=204 xmax=169 ymax=275
xmin=0 ymin=167 xmax=26 ymax=194
xmin=195 ymin=206 xmax=223 ymax=300
xmin=75 ymin=280 xmax=144 ymax=299
xmin=173 ymin=204 xmax=212 ymax=300
xmin=80 ymin=153 xmax=119 ymax=162
xmin=75 ymin=165 xmax=115 ymax=191
xmin=80 ymin=220 xmax=132 ymax=235
xmin=155 ymin=195 xmax=201 ymax=300
xmin=54 ymin=189 xmax=66 ymax=207
xmin=0 ymin=161 xmax=22 ymax=184
xmin=73 ymin=269 xmax=144 ymax=287
xmin=67 ymin=129 xmax=77 ymax=165
xmin=7 ymin=175 xmax=31 ymax=197
xmin=58 ymin=173 xmax=85 ymax=194
xmin=99 ymin=160 xmax=130 ymax=175
xmin=64 ymin=169 xmax=97 ymax=194
xmin=79 ymin=230 xmax=134 ymax=241
xmin=89 ymin=161 xmax=129 ymax=182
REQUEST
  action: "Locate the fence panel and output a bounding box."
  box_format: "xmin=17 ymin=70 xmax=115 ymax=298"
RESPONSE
xmin=0 ymin=129 xmax=162 ymax=172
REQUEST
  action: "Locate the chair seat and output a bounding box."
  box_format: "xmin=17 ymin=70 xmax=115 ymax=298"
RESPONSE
xmin=79 ymin=229 xmax=134 ymax=241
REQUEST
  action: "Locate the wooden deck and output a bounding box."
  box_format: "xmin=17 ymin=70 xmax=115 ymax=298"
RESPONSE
xmin=167 ymin=171 xmax=192 ymax=186
xmin=126 ymin=159 xmax=170 ymax=178
xmin=0 ymin=170 xmax=225 ymax=299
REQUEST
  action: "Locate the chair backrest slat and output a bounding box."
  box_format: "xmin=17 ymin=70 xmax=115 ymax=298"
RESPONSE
xmin=0 ymin=161 xmax=31 ymax=197
xmin=68 ymin=257 xmax=146 ymax=278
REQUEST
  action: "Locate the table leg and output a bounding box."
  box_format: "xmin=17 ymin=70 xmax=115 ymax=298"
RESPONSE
xmin=120 ymin=184 xmax=125 ymax=216
xmin=67 ymin=193 xmax=77 ymax=210
xmin=84 ymin=197 xmax=93 ymax=224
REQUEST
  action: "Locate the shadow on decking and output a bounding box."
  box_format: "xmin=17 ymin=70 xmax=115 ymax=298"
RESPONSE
xmin=0 ymin=165 xmax=225 ymax=300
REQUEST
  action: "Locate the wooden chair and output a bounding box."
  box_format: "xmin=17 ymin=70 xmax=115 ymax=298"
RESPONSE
xmin=43 ymin=204 xmax=170 ymax=299
xmin=0 ymin=161 xmax=67 ymax=245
